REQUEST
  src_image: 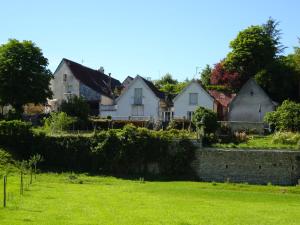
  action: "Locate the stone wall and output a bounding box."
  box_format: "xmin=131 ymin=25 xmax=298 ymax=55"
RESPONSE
xmin=192 ymin=148 xmax=300 ymax=185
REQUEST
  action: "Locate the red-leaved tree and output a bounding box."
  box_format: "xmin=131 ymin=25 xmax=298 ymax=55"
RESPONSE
xmin=210 ymin=62 xmax=241 ymax=90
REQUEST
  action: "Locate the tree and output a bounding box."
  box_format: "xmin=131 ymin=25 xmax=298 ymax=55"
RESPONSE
xmin=255 ymin=56 xmax=299 ymax=102
xmin=200 ymin=64 xmax=212 ymax=86
xmin=262 ymin=17 xmax=285 ymax=55
xmin=0 ymin=39 xmax=52 ymax=116
xmin=210 ymin=62 xmax=241 ymax=90
xmin=192 ymin=106 xmax=219 ymax=134
xmin=224 ymin=25 xmax=276 ymax=81
xmin=154 ymin=73 xmax=188 ymax=95
xmin=154 ymin=73 xmax=178 ymax=89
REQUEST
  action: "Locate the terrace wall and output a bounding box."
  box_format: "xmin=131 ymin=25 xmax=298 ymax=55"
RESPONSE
xmin=192 ymin=147 xmax=300 ymax=185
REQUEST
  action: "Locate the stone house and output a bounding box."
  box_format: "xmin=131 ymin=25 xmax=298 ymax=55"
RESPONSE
xmin=173 ymin=80 xmax=215 ymax=120
xmin=228 ymin=78 xmax=276 ymax=122
xmin=100 ymin=75 xmax=171 ymax=121
xmin=50 ymin=58 xmax=121 ymax=115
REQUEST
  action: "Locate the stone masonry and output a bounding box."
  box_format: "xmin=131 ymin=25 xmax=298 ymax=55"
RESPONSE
xmin=192 ymin=148 xmax=300 ymax=185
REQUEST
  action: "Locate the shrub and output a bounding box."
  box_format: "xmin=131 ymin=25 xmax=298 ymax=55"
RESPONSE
xmin=60 ymin=96 xmax=90 ymax=121
xmin=0 ymin=122 xmax=197 ymax=178
xmin=272 ymin=132 xmax=300 ymax=145
xmin=44 ymin=112 xmax=77 ymax=132
xmin=264 ymin=100 xmax=300 ymax=132
xmin=192 ymin=106 xmax=219 ymax=134
xmin=166 ymin=119 xmax=195 ymax=131
xmin=0 ymin=120 xmax=34 ymax=157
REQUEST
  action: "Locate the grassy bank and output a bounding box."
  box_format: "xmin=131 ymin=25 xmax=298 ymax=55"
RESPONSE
xmin=1 ymin=173 xmax=300 ymax=225
xmin=213 ymin=134 xmax=300 ymax=150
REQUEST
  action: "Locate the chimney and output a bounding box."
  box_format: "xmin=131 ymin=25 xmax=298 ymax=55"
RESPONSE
xmin=98 ymin=66 xmax=105 ymax=73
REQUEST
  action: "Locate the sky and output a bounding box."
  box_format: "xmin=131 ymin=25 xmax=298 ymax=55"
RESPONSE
xmin=0 ymin=0 xmax=299 ymax=82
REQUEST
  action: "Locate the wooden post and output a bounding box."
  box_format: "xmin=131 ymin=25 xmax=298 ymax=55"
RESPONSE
xmin=30 ymin=168 xmax=33 ymax=184
xmin=3 ymin=175 xmax=7 ymax=207
xmin=20 ymin=172 xmax=23 ymax=195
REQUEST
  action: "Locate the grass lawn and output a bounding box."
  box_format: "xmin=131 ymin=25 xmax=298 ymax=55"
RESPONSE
xmin=212 ymin=135 xmax=300 ymax=150
xmin=1 ymin=173 xmax=300 ymax=225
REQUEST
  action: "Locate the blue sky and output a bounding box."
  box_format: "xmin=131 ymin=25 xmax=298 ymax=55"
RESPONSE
xmin=0 ymin=0 xmax=299 ymax=81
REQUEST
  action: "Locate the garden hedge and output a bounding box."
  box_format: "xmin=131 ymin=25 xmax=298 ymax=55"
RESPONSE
xmin=0 ymin=120 xmax=196 ymax=179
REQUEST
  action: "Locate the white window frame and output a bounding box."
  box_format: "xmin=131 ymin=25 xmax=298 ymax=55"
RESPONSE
xmin=189 ymin=93 xmax=198 ymax=105
xmin=134 ymin=88 xmax=143 ymax=105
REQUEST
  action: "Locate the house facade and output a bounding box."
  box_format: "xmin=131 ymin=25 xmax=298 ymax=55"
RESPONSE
xmin=173 ymin=81 xmax=215 ymax=120
xmin=100 ymin=75 xmax=169 ymax=121
xmin=50 ymin=58 xmax=121 ymax=115
xmin=228 ymin=78 xmax=276 ymax=122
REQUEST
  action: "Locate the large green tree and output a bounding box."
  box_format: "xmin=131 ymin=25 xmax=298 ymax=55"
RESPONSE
xmin=224 ymin=25 xmax=276 ymax=81
xmin=0 ymin=39 xmax=52 ymax=116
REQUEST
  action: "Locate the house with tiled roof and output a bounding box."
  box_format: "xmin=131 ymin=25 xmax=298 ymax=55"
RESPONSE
xmin=100 ymin=75 xmax=171 ymax=121
xmin=50 ymin=58 xmax=121 ymax=115
xmin=208 ymin=90 xmax=236 ymax=120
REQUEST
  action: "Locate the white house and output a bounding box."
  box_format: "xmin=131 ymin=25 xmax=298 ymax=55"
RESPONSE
xmin=50 ymin=58 xmax=121 ymax=115
xmin=228 ymin=78 xmax=276 ymax=122
xmin=100 ymin=75 xmax=171 ymax=121
xmin=173 ymin=81 xmax=215 ymax=120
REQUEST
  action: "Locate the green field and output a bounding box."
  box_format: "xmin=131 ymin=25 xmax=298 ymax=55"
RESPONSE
xmin=1 ymin=173 xmax=300 ymax=225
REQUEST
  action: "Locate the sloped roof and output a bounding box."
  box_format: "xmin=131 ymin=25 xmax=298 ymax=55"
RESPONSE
xmin=63 ymin=58 xmax=121 ymax=98
xmin=229 ymin=78 xmax=276 ymax=107
xmin=209 ymin=90 xmax=236 ymax=107
xmin=116 ymin=75 xmax=165 ymax=103
xmin=173 ymin=80 xmax=214 ymax=102
xmin=140 ymin=76 xmax=165 ymax=99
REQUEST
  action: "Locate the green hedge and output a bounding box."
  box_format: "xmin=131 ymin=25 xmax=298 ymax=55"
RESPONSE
xmin=0 ymin=121 xmax=196 ymax=179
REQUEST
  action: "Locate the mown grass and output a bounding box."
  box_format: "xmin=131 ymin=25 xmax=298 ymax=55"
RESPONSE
xmin=213 ymin=135 xmax=300 ymax=150
xmin=0 ymin=173 xmax=300 ymax=225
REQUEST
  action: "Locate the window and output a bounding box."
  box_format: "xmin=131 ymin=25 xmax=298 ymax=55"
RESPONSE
xmin=134 ymin=88 xmax=143 ymax=105
xmin=63 ymin=74 xmax=67 ymax=82
xmin=189 ymin=93 xmax=198 ymax=105
xmin=187 ymin=111 xmax=194 ymax=120
xmin=132 ymin=105 xmax=144 ymax=116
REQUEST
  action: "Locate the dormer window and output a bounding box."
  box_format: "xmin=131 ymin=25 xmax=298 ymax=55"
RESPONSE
xmin=63 ymin=74 xmax=67 ymax=82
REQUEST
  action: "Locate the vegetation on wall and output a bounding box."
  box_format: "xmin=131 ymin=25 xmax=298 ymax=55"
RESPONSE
xmin=0 ymin=121 xmax=197 ymax=178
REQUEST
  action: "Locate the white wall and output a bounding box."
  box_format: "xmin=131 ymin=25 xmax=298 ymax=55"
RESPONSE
xmin=51 ymin=62 xmax=80 ymax=104
xmin=228 ymin=80 xmax=275 ymax=122
xmin=101 ymin=77 xmax=160 ymax=120
xmin=173 ymin=82 xmax=214 ymax=118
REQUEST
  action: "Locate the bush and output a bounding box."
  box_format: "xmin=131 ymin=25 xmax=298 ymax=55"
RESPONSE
xmin=264 ymin=100 xmax=300 ymax=132
xmin=272 ymin=132 xmax=300 ymax=145
xmin=0 ymin=120 xmax=34 ymax=157
xmin=192 ymin=106 xmax=219 ymax=134
xmin=44 ymin=112 xmax=77 ymax=132
xmin=60 ymin=96 xmax=90 ymax=121
xmin=166 ymin=119 xmax=195 ymax=131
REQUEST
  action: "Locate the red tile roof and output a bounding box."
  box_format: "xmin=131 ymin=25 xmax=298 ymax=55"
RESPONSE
xmin=208 ymin=90 xmax=236 ymax=107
